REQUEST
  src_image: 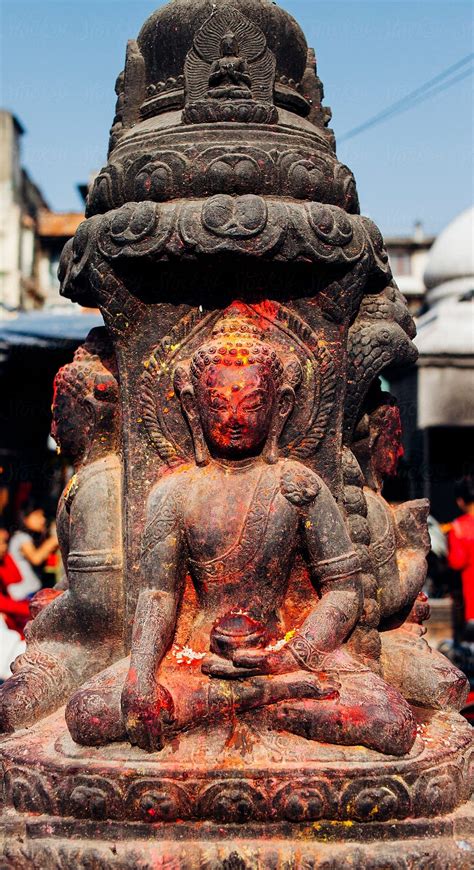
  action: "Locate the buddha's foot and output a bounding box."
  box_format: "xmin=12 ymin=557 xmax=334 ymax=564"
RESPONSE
xmin=66 ymin=658 xmax=343 ymax=751
xmin=380 ymin=629 xmax=469 ymax=711
xmin=65 ymin=658 xmax=129 ymax=747
xmin=0 ymin=646 xmax=75 ymax=732
xmin=268 ymin=670 xmax=417 ymax=756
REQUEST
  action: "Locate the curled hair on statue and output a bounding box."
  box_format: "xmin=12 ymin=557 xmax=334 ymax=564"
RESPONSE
xmin=189 ymin=308 xmax=303 ymax=393
xmin=189 ymin=326 xmax=285 ymax=388
xmin=54 ymin=328 xmax=119 ymax=408
xmin=73 ymin=327 xmax=118 ymax=380
xmin=52 ymin=328 xmax=120 ymax=463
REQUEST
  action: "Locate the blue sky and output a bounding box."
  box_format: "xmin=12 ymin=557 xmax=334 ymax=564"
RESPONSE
xmin=1 ymin=0 xmax=473 ymax=236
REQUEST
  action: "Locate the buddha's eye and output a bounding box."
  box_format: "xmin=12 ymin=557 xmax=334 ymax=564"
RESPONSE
xmin=239 ymin=391 xmax=266 ymax=412
xmin=208 ymin=392 xmax=228 ymax=411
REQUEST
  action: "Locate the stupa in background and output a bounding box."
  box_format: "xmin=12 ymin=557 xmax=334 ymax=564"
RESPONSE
xmin=0 ymin=2 xmax=472 ymax=866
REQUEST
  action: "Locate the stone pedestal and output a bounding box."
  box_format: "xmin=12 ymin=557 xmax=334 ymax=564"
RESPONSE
xmin=1 ymin=708 xmax=473 ymax=867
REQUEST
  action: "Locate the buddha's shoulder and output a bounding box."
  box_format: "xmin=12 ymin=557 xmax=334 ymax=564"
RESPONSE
xmin=146 ymin=462 xmax=196 ymax=507
xmin=277 ymin=459 xmax=323 ymax=507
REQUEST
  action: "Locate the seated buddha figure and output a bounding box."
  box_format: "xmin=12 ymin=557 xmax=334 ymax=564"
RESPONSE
xmin=352 ymin=391 xmax=468 ymax=711
xmin=207 ymin=31 xmax=253 ymax=100
xmin=66 ymin=309 xmax=415 ymax=756
xmin=0 ymin=329 xmax=124 ymax=733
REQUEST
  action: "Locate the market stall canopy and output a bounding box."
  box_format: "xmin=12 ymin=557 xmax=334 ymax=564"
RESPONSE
xmin=0 ymin=310 xmax=103 ymax=355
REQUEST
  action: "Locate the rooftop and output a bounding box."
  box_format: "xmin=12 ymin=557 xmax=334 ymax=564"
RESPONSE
xmin=37 ymin=210 xmax=84 ymax=238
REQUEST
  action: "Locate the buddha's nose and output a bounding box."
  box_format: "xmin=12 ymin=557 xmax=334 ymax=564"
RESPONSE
xmin=228 ymin=409 xmax=242 ymax=429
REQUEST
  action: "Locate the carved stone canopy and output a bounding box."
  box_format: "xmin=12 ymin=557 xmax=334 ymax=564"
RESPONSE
xmin=136 ymin=0 xmax=310 ymax=120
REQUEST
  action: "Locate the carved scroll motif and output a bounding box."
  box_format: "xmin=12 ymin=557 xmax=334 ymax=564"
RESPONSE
xmin=140 ymin=309 xmax=217 ymax=467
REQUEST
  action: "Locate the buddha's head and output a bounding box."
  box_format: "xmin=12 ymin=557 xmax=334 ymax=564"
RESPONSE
xmin=220 ymin=31 xmax=240 ymax=58
xmin=175 ymin=307 xmax=301 ymax=464
xmin=52 ymin=328 xmax=119 ymax=463
xmin=369 ymin=401 xmax=404 ymax=481
xmin=353 ymin=386 xmax=403 ymax=489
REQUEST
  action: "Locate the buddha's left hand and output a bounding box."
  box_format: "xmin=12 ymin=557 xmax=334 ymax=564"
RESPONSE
xmin=232 ymin=645 xmax=300 ymax=675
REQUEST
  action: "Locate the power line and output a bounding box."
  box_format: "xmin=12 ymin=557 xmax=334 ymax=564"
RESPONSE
xmin=339 ymin=53 xmax=474 ymax=143
xmin=339 ymin=53 xmax=473 ymax=141
xmin=382 ymin=66 xmax=472 ymax=120
xmin=352 ymin=66 xmax=474 ymax=138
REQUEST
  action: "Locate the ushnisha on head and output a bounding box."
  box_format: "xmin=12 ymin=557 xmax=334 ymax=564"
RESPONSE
xmin=174 ymin=307 xmax=302 ymax=465
xmin=51 ymin=328 xmax=119 ymax=464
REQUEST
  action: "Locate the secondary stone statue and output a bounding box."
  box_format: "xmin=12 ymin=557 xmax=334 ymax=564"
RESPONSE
xmin=0 ymin=1 xmax=472 ymax=866
xmin=66 ymin=308 xmax=415 ymax=756
xmin=352 ymin=390 xmax=468 ymax=710
xmin=0 ymin=329 xmax=125 ymax=732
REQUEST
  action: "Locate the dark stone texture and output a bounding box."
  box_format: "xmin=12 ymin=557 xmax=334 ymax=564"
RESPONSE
xmin=0 ymin=0 xmax=472 ymax=864
xmin=137 ymin=0 xmax=308 ymax=104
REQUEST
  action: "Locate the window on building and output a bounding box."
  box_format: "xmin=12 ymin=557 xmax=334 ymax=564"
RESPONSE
xmin=389 ymin=250 xmax=412 ymax=276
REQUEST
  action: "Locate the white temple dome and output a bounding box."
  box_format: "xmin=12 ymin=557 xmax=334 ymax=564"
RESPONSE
xmin=424 ymin=206 xmax=474 ymax=300
xmin=416 ymin=204 xmax=474 ymax=371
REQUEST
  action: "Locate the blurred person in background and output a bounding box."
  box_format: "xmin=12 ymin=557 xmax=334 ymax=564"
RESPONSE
xmin=0 ymin=525 xmax=27 ymax=682
xmin=0 ymin=525 xmax=30 ymax=635
xmin=448 ymin=476 xmax=474 ymax=640
xmin=8 ymin=502 xmax=58 ymax=601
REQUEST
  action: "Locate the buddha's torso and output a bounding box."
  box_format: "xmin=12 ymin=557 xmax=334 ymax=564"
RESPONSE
xmin=173 ymin=459 xmax=302 ymax=642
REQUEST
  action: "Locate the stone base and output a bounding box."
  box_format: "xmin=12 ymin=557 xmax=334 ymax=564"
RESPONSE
xmin=1 ymin=707 xmax=473 ymax=868
xmin=1 ymin=805 xmax=473 ymax=869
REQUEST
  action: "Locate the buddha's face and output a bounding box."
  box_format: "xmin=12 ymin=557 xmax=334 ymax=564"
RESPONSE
xmin=195 ymin=362 xmax=276 ymax=458
xmin=220 ymin=32 xmax=239 ymax=57
xmin=371 ymin=405 xmax=404 ymax=479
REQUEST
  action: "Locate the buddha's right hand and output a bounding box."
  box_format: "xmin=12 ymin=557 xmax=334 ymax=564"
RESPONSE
xmin=121 ymin=675 xmax=174 ymax=753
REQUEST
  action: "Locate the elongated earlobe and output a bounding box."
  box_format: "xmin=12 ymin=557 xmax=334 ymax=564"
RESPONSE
xmin=180 ymin=386 xmax=210 ymax=467
xmin=264 ymin=387 xmax=295 ymax=465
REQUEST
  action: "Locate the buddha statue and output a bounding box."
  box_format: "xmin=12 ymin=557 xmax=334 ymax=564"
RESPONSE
xmin=207 ymin=31 xmax=253 ymax=100
xmin=0 ymin=329 xmax=125 ymax=732
xmin=352 ymin=390 xmax=469 ymax=711
xmin=66 ymin=309 xmax=416 ymax=756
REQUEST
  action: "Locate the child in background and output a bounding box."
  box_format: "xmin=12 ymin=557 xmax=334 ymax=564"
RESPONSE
xmin=8 ymin=503 xmax=58 ymax=601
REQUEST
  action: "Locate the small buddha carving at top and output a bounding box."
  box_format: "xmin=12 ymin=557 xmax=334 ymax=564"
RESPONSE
xmin=207 ymin=31 xmax=253 ymax=100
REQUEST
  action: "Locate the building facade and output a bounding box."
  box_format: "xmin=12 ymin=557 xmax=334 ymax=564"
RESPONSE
xmin=0 ymin=111 xmax=83 ymax=312
xmin=385 ymin=222 xmax=435 ymax=316
xmin=391 ymin=206 xmax=474 ymax=522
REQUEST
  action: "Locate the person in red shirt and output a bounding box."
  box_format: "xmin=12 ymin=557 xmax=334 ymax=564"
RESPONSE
xmin=448 ymin=476 xmax=474 ymax=637
xmin=0 ymin=525 xmax=30 ymax=637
